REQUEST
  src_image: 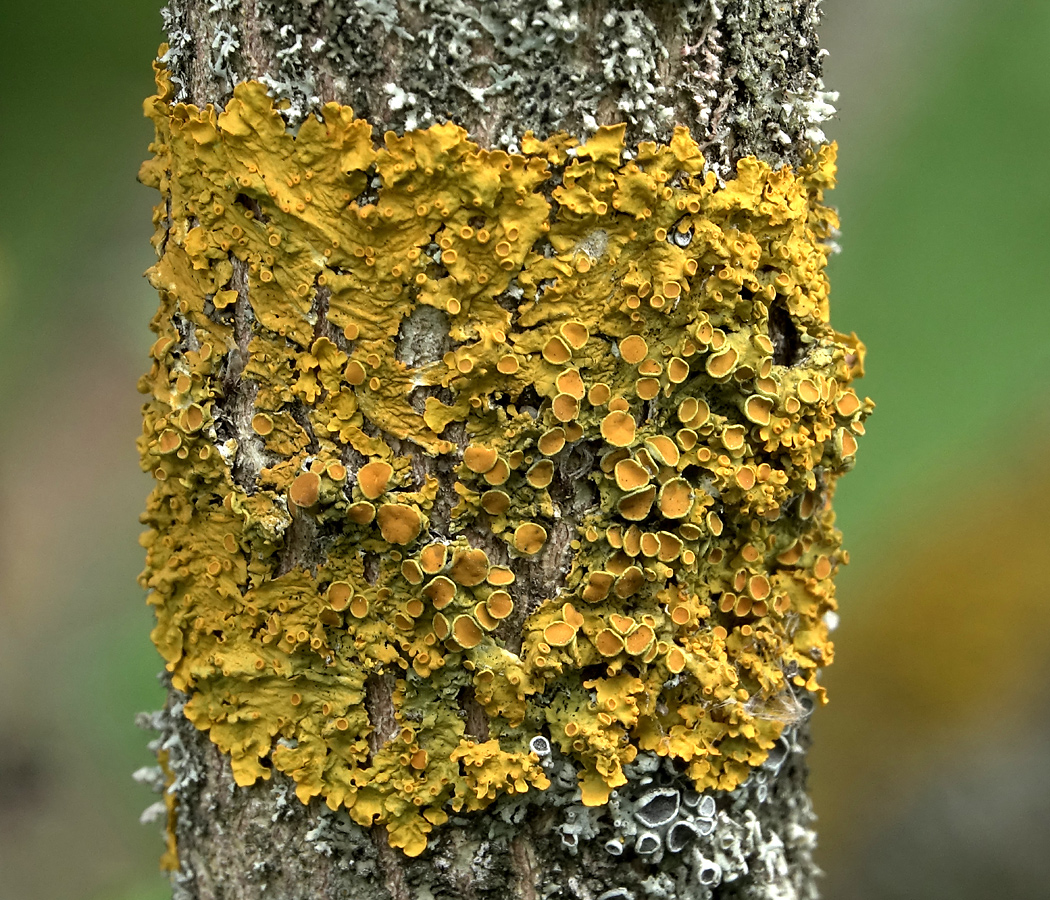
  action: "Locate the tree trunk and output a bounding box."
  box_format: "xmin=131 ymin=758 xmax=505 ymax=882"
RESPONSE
xmin=137 ymin=2 xmax=866 ymax=899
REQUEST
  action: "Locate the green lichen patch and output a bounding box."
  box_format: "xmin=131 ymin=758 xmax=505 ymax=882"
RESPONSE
xmin=138 ymin=59 xmax=869 ymax=858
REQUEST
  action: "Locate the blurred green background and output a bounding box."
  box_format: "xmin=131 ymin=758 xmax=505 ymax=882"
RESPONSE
xmin=1 ymin=1 xmax=1048 ymax=897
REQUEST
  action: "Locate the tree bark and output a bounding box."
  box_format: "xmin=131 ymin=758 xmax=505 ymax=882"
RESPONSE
xmin=138 ymin=2 xmax=859 ymax=899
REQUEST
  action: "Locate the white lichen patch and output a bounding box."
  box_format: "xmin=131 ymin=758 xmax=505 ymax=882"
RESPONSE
xmin=160 ymin=0 xmax=834 ymax=175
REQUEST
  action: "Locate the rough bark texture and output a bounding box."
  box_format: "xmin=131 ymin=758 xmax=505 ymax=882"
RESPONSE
xmin=143 ymin=698 xmax=818 ymax=900
xmin=140 ymin=2 xmax=837 ymax=898
xmin=160 ymin=0 xmax=834 ymax=177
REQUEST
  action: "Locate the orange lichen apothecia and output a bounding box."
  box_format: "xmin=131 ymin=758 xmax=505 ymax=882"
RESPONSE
xmin=138 ymin=58 xmax=870 ymax=858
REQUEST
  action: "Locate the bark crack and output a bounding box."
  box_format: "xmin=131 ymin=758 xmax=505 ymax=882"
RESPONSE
xmin=221 ymin=258 xmax=266 ymax=492
xmin=372 ymin=826 xmax=410 ymax=900
xmin=510 ymin=834 xmax=538 ymax=900
xmin=365 ymin=672 xmax=400 ymax=754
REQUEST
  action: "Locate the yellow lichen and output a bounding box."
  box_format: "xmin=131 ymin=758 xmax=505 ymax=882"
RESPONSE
xmin=138 ymin=58 xmax=870 ymax=859
xmin=157 ymin=749 xmax=178 ymax=871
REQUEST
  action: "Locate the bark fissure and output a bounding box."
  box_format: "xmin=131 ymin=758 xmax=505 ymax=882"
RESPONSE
xmin=365 ymin=672 xmax=400 ymax=754
xmin=510 ymin=835 xmax=538 ymax=900
xmin=373 ymin=826 xmax=411 ymax=900
xmin=222 ymin=258 xmax=267 ymax=492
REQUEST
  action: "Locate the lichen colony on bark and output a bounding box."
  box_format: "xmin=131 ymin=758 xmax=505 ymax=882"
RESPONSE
xmin=136 ymin=2 xmax=868 ymax=899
